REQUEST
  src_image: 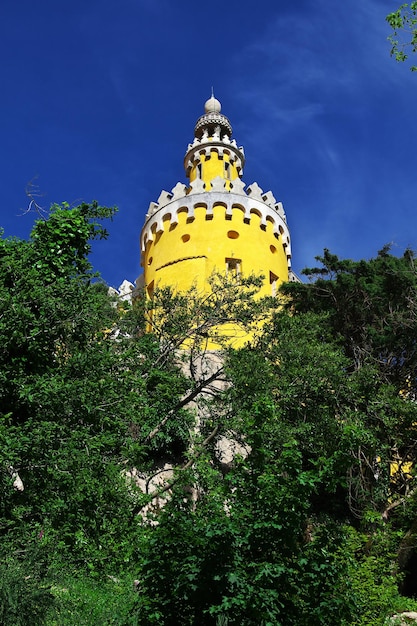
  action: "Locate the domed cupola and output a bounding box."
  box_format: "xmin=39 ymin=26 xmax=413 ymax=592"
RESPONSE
xmin=194 ymin=96 xmax=232 ymax=139
xmin=184 ymin=95 xmax=245 ymax=187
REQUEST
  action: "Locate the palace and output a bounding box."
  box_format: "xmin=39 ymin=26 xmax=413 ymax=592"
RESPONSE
xmin=139 ymin=95 xmax=296 ymax=302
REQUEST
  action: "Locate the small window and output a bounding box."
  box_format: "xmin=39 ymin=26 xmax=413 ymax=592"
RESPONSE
xmin=270 ymin=271 xmax=278 ymax=297
xmin=147 ymin=280 xmax=154 ymax=299
xmin=196 ymin=163 xmax=202 ymax=179
xmin=226 ymin=258 xmax=241 ymax=277
xmin=182 ymin=234 xmax=190 ymax=243
xmin=148 ymin=256 xmax=153 ymax=266
xmin=227 ymin=230 xmax=239 ymax=239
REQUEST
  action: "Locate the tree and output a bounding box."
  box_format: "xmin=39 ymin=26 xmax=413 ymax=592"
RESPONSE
xmin=0 ymin=203 xmax=269 ymax=579
xmin=0 ymin=202 xmax=202 ymax=571
xmin=3 ymin=202 xmax=417 ymax=624
xmin=280 ymin=248 xmax=417 ymax=511
xmin=387 ymin=2 xmax=417 ymax=71
xmin=281 ymin=247 xmax=417 ymax=389
xmin=132 ymin=248 xmax=417 ymax=625
xmin=132 ymin=308 xmax=411 ymax=625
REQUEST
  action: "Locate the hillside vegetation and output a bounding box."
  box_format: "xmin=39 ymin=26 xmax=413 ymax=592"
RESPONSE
xmin=2 ymin=204 xmax=417 ymax=625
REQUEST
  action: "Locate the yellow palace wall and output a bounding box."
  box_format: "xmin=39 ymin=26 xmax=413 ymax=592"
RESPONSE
xmin=189 ymin=150 xmax=240 ymax=190
xmin=139 ymin=95 xmax=293 ymax=346
xmin=142 ymin=204 xmax=289 ymax=298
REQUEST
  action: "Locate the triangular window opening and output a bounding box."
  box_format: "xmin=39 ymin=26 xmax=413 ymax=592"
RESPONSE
xmin=270 ymin=271 xmax=278 ymax=297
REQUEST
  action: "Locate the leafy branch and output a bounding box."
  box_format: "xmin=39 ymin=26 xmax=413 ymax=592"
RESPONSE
xmin=387 ymin=2 xmax=417 ymax=71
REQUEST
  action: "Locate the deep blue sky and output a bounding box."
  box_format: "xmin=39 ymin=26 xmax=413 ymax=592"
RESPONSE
xmin=1 ymin=0 xmax=416 ymax=288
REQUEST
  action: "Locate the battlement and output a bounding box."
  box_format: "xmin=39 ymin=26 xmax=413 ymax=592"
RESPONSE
xmin=141 ymin=177 xmax=291 ymax=268
xmin=184 ymin=130 xmax=245 ymax=177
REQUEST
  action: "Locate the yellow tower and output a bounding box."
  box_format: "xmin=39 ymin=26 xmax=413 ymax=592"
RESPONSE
xmin=140 ymin=95 xmax=293 ymax=302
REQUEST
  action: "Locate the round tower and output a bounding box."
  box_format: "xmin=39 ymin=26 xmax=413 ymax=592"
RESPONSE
xmin=140 ymin=96 xmax=292 ymax=300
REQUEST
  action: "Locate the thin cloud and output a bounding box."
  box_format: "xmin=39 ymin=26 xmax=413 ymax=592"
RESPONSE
xmin=230 ymin=0 xmax=400 ymax=124
xmin=221 ymin=0 xmax=417 ymax=272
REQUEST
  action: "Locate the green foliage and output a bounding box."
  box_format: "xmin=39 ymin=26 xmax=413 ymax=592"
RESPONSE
xmin=3 ymin=203 xmax=417 ymax=624
xmin=0 ymin=545 xmax=54 ymax=626
xmin=0 ymin=203 xmax=194 ymax=575
xmin=387 ymin=2 xmax=417 ymax=71
xmin=133 ymin=437 xmax=355 ymax=625
xmin=31 ymin=201 xmax=116 ymax=279
xmin=128 ymin=247 xmax=417 ymax=624
xmin=45 ymin=573 xmax=136 ymax=625
xmin=278 ymin=251 xmax=417 ymax=523
xmin=281 ymin=247 xmax=417 ymax=389
xmin=145 ymin=271 xmax=267 ymax=357
xmin=342 ymin=526 xmax=417 ymax=626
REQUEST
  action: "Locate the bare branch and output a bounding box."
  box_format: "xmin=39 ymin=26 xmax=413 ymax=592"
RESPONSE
xmin=21 ymin=176 xmax=48 ymax=219
xmin=132 ymin=424 xmax=220 ymax=517
xmin=143 ymin=366 xmax=224 ymax=443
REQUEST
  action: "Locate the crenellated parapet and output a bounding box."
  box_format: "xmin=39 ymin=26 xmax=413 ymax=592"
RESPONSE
xmin=184 ymin=137 xmax=245 ymax=178
xmin=184 ymin=121 xmax=245 ymax=177
xmin=145 ymin=178 xmax=287 ymax=220
xmin=141 ymin=177 xmax=292 ymax=268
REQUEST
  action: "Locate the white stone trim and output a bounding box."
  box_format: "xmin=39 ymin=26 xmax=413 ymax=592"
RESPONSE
xmin=141 ymin=185 xmax=292 ymax=269
xmin=184 ymin=141 xmax=245 ymax=177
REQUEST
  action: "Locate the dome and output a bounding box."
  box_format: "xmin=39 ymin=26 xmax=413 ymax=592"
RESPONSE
xmin=204 ymin=95 xmax=221 ymax=114
xmin=194 ymin=94 xmax=232 ymax=139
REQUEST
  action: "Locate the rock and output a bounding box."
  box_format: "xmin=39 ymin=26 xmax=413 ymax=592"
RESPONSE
xmin=389 ymin=612 xmax=417 ymax=624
